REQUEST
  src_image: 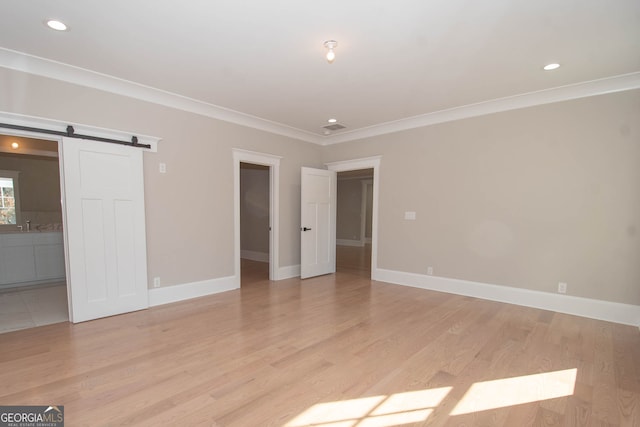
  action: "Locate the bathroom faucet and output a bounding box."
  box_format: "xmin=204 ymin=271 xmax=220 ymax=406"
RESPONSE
xmin=26 ymin=220 xmax=31 ymax=232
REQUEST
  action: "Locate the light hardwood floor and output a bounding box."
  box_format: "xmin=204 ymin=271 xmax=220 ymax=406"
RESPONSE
xmin=0 ymin=255 xmax=638 ymax=426
xmin=336 ymin=244 xmax=372 ymax=277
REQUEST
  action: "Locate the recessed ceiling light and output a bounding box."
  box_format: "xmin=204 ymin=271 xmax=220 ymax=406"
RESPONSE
xmin=328 ymin=118 xmax=337 ymax=123
xmin=11 ymin=142 xmax=19 ymax=149
xmin=543 ymin=63 xmax=560 ymax=71
xmin=46 ymin=19 xmax=68 ymax=31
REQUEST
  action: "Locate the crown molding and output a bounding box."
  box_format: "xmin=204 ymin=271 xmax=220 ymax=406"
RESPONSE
xmin=2 ymin=47 xmax=638 ymax=146
xmin=0 ymin=47 xmax=324 ymax=145
xmin=323 ymin=72 xmax=640 ymax=145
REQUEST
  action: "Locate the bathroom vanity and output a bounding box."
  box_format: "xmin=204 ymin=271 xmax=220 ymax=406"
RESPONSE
xmin=0 ymin=231 xmax=66 ymax=289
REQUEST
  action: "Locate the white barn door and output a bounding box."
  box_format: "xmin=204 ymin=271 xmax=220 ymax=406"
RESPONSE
xmin=61 ymin=137 xmax=148 ymax=323
xmin=300 ymin=167 xmax=336 ymax=279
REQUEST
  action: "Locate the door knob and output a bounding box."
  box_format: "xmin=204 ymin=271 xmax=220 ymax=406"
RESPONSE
xmin=302 ymin=227 xmax=312 ymax=231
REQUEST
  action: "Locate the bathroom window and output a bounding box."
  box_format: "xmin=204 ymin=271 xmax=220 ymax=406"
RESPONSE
xmin=0 ymin=171 xmax=21 ymax=226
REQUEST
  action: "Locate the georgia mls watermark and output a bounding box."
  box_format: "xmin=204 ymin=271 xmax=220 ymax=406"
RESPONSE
xmin=0 ymin=406 xmax=64 ymax=427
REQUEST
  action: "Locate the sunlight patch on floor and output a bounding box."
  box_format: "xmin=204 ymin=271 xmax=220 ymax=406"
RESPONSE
xmin=284 ymin=387 xmax=451 ymax=427
xmin=285 ymin=369 xmax=577 ymax=426
xmin=450 ymin=368 xmax=577 ymax=415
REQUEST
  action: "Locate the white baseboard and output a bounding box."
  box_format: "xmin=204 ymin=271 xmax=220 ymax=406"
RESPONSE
xmin=337 ymin=239 xmax=364 ymax=247
xmin=148 ymin=267 xmax=639 ymax=327
xmin=241 ymin=250 xmax=269 ymax=263
xmin=373 ymin=268 xmax=640 ymax=327
xmin=149 ymin=275 xmax=239 ymax=307
xmin=275 ymin=264 xmax=301 ymax=280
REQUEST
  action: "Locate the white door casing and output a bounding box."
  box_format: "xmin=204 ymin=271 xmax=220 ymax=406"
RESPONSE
xmin=232 ymin=149 xmax=281 ymax=282
xmin=326 ymin=156 xmax=381 ymax=280
xmin=61 ymin=137 xmax=148 ymax=323
xmin=300 ymin=167 xmax=336 ymax=279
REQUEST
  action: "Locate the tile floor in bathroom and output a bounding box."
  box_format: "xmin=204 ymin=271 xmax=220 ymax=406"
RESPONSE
xmin=0 ymin=283 xmax=69 ymax=334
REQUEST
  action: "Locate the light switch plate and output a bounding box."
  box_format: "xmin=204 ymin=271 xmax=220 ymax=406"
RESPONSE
xmin=404 ymin=211 xmax=416 ymax=220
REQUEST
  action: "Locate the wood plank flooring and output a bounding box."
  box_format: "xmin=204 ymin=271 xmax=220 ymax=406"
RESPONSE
xmin=0 ymin=256 xmax=638 ymax=426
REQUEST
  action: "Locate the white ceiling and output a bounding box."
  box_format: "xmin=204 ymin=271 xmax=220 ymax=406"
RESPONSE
xmin=1 ymin=1 xmax=639 ymax=144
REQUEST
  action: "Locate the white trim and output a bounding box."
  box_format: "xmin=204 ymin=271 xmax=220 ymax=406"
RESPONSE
xmin=233 ymin=148 xmax=281 ymax=282
xmin=336 ymin=239 xmax=364 ymax=247
xmin=241 ymin=250 xmax=269 ymax=263
xmin=2 ymin=48 xmax=638 ymax=146
xmin=327 ymin=156 xmax=381 ymax=279
xmin=0 ymin=111 xmax=161 ymax=152
xmin=323 ymin=72 xmax=640 ymax=145
xmin=275 ymin=264 xmax=301 ymax=280
xmin=0 ymin=48 xmax=323 ymax=145
xmin=148 ymin=275 xmax=238 ymax=307
xmin=326 ymin=156 xmax=382 ymax=171
xmin=373 ymin=268 xmax=640 ymax=327
xmin=57 ymin=140 xmax=72 ymax=322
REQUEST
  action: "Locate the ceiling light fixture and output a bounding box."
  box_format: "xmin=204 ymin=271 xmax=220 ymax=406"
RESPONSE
xmin=11 ymin=142 xmax=19 ymax=149
xmin=46 ymin=19 xmax=68 ymax=31
xmin=323 ymin=40 xmax=338 ymax=63
xmin=328 ymin=118 xmax=337 ymax=123
xmin=543 ymin=63 xmax=560 ymax=71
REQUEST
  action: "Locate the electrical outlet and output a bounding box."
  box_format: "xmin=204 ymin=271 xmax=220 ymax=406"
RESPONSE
xmin=558 ymin=282 xmax=567 ymax=294
xmin=427 ymin=266 xmax=434 ymax=276
xmin=159 ymin=163 xmax=167 ymax=173
xmin=153 ymin=277 xmax=161 ymax=288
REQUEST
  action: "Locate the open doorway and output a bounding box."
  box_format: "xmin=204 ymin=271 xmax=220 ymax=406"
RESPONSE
xmin=336 ymin=169 xmax=373 ymax=277
xmin=326 ymin=156 xmax=381 ymax=280
xmin=0 ymin=134 xmax=68 ymax=333
xmin=240 ymin=162 xmax=270 ymax=284
xmin=233 ymin=149 xmax=280 ymax=284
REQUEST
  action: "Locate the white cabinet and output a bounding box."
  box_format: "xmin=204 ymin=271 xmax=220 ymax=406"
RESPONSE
xmin=0 ymin=232 xmax=66 ymax=287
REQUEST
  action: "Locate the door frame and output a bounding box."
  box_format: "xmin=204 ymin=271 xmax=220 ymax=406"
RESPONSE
xmin=233 ymin=148 xmax=281 ymax=282
xmin=0 ymin=111 xmax=159 ymax=322
xmin=326 ymin=156 xmax=381 ymax=279
xmin=360 ymin=179 xmax=373 ymax=246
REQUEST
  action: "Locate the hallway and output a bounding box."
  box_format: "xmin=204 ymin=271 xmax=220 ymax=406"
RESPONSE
xmin=336 ymin=243 xmax=371 ymax=278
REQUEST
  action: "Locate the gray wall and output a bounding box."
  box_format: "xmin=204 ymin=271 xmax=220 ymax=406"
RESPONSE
xmin=2 ymin=66 xmax=638 ymax=306
xmin=0 ymin=153 xmax=62 ymax=224
xmin=240 ymin=164 xmax=269 ymax=255
xmin=336 ymin=176 xmax=373 ymax=242
xmin=323 ymin=90 xmax=640 ymax=305
xmin=365 ymin=183 xmax=373 ymax=239
xmin=337 ymin=178 xmax=363 ymax=241
xmin=0 ymin=67 xmax=323 ymax=287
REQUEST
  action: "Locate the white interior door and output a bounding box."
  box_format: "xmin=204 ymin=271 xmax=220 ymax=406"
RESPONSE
xmin=300 ymin=167 xmax=336 ymax=279
xmin=61 ymin=137 xmax=148 ymax=323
